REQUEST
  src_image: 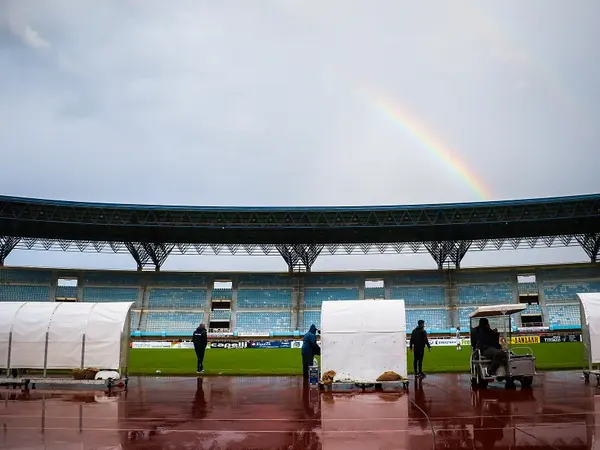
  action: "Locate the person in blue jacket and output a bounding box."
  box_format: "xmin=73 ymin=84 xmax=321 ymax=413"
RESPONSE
xmin=301 ymin=324 xmax=321 ymax=380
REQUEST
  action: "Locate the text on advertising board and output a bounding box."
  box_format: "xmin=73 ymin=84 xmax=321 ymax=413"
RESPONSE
xmin=510 ymin=336 xmax=540 ymax=345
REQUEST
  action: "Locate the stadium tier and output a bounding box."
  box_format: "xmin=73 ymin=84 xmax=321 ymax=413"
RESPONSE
xmin=1 ymin=263 xmax=599 ymax=336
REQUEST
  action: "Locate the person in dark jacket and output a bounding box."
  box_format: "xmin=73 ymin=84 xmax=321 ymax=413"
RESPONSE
xmin=192 ymin=323 xmax=208 ymax=374
xmin=301 ymin=324 xmax=321 ymax=380
xmin=471 ymin=318 xmax=507 ymax=376
xmin=409 ymin=320 xmax=431 ymax=378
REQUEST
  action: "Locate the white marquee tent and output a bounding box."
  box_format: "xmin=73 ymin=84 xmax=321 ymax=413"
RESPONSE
xmin=320 ymin=299 xmax=407 ymax=382
xmin=578 ymin=293 xmax=600 ymax=367
xmin=0 ymin=301 xmax=133 ymax=372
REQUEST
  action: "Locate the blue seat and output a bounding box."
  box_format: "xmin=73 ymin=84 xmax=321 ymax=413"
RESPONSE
xmin=235 ymin=312 xmax=291 ymax=334
xmin=145 ymin=311 xmax=204 ymax=333
xmin=406 ymin=308 xmax=447 ymax=332
xmin=237 ymin=289 xmax=293 ymax=309
xmin=0 ymin=285 xmax=50 ymax=301
xmin=457 ymin=284 xmax=513 ymax=305
xmin=148 ymin=288 xmax=206 ymax=309
xmin=390 ymin=286 xmax=445 ymax=307
xmin=304 ymin=288 xmax=359 ymax=308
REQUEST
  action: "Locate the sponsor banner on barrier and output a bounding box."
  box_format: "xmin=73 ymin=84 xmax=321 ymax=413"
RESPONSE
xmin=511 ymin=336 xmax=540 ymax=345
xmin=170 ymin=342 xmax=195 ymax=349
xmin=291 ymin=340 xmax=303 ymax=348
xmin=248 ymin=340 xmax=292 ymax=349
xmin=237 ymin=332 xmax=270 ymax=337
xmin=404 ymin=338 xmax=468 ymax=347
xmin=132 ymin=341 xmax=173 ymax=349
xmin=540 ymin=334 xmax=582 ymax=343
xmin=208 ymin=333 xmax=234 ymax=338
xmin=208 ymin=341 xmax=248 ymax=349
xmin=517 ymin=326 xmax=549 ymax=332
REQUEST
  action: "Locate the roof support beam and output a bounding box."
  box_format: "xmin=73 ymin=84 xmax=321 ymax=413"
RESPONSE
xmin=276 ymin=244 xmax=323 ymax=273
xmin=576 ymin=233 xmax=600 ymax=263
xmin=125 ymin=242 xmax=174 ymax=271
xmin=425 ymin=241 xmax=471 ymax=269
xmin=0 ymin=236 xmax=20 ymax=266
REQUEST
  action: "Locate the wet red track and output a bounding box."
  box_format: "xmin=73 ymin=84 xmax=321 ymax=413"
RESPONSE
xmin=0 ymin=371 xmax=596 ymax=449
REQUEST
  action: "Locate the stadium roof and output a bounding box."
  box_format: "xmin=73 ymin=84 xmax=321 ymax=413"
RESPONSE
xmin=0 ymin=194 xmax=599 ymax=271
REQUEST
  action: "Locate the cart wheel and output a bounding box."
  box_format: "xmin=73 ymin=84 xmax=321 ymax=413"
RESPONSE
xmin=520 ymin=377 xmax=533 ymax=388
xmin=584 ymin=373 xmax=590 ymax=383
xmin=471 ymin=377 xmax=478 ymax=387
xmin=505 ymin=379 xmax=517 ymax=389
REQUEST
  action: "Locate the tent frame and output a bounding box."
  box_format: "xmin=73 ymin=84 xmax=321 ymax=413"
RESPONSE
xmin=579 ymin=293 xmax=600 ymax=385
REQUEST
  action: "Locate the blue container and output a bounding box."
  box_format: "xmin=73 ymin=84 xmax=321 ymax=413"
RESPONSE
xmin=308 ymin=366 xmax=319 ymax=385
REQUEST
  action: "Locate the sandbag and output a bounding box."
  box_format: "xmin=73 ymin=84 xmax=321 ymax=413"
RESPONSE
xmin=72 ymin=368 xmax=99 ymax=380
xmin=376 ymin=371 xmax=404 ymax=382
xmin=322 ymin=370 xmax=336 ymax=385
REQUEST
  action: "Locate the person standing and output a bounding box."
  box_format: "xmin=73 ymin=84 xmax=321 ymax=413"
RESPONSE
xmin=192 ymin=323 xmax=208 ymax=374
xmin=409 ymin=320 xmax=431 ymax=378
xmin=301 ymin=324 xmax=321 ymax=381
xmin=456 ymin=326 xmax=462 ymax=351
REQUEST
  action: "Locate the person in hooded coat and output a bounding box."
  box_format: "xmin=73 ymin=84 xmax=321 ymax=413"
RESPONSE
xmin=301 ymin=324 xmax=321 ymax=380
xmin=192 ymin=323 xmax=208 ymax=374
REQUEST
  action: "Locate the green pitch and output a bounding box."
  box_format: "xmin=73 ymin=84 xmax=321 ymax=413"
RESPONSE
xmin=128 ymin=342 xmax=586 ymax=376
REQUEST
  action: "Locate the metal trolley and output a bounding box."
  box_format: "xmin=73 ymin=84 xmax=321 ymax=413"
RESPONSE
xmin=469 ymin=304 xmax=536 ymax=389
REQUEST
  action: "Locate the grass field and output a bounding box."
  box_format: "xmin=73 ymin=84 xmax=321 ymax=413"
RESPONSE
xmin=128 ymin=342 xmax=586 ymax=376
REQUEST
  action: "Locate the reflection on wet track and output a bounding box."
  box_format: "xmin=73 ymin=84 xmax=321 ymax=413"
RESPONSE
xmin=0 ymin=372 xmax=596 ymax=449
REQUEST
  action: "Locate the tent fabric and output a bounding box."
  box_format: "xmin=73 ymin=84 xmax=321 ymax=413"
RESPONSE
xmin=577 ymin=293 xmax=600 ymax=364
xmin=0 ymin=301 xmax=133 ymax=370
xmin=320 ymin=300 xmax=407 ymax=382
xmin=469 ymin=303 xmax=527 ymax=318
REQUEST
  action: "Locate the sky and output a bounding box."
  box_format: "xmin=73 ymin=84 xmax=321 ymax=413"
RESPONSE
xmin=1 ymin=0 xmax=599 ymax=272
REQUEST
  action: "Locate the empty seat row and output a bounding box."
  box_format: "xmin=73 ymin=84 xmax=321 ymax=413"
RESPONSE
xmin=237 ymin=289 xmax=293 ymax=309
xmin=235 ymin=312 xmax=291 ymax=333
xmin=457 ymin=283 xmax=513 ymax=305
xmin=364 ymin=287 xmax=385 ymax=299
xmin=237 ymin=274 xmax=291 ymax=286
xmin=543 ymin=282 xmax=600 ymax=303
xmin=390 ymin=286 xmax=445 ymax=306
xmin=148 ymin=288 xmax=206 ymax=309
xmin=145 ymin=312 xmax=205 ymax=333
xmin=0 ymin=268 xmax=52 ymax=284
xmin=56 ymin=286 xmax=77 ymax=298
xmin=547 ymin=304 xmax=581 ymax=328
xmin=406 ymin=308 xmax=447 ymax=331
xmin=305 ymin=275 xmax=359 ymax=286
xmin=0 ymin=285 xmax=50 ymax=301
xmin=82 ymin=287 xmax=139 ymax=303
xmin=304 ymin=288 xmax=359 ymax=308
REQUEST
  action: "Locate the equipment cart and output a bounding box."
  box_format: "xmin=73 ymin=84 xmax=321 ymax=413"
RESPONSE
xmin=469 ymin=304 xmax=536 ymax=389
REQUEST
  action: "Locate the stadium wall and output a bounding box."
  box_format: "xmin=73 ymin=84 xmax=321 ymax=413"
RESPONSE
xmin=0 ymin=262 xmax=599 ymax=338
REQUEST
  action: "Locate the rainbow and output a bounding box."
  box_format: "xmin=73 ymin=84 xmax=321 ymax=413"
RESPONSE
xmin=364 ymin=92 xmax=492 ymax=201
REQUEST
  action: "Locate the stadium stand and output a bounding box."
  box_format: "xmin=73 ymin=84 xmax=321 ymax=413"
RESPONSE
xmin=457 ymin=283 xmax=514 ymax=305
xmin=304 ymin=287 xmax=359 ymax=308
xmin=390 ymin=286 xmax=445 ymax=306
xmin=56 ymin=285 xmax=77 ymax=299
xmin=82 ymin=287 xmax=139 ymax=303
xmin=364 ymin=287 xmax=385 ymax=299
xmin=237 ymin=289 xmax=293 ymax=309
xmin=547 ymin=304 xmax=581 ymax=329
xmin=0 ymin=284 xmax=50 ymax=301
xmin=210 ymin=310 xmax=232 ymax=320
xmin=145 ymin=311 xmax=205 ymax=334
xmin=237 ymin=274 xmax=291 ymax=286
xmin=236 ymin=312 xmax=291 ymax=334
xmin=1 ymin=264 xmax=599 ymax=335
xmin=304 ymin=274 xmax=360 ymax=285
xmin=212 ymin=289 xmax=233 ymax=300
xmin=148 ymin=288 xmax=206 ymax=309
xmin=406 ymin=308 xmax=447 ymax=332
xmin=302 ymin=311 xmax=321 ymax=331
xmin=542 ymin=281 xmax=600 ymax=303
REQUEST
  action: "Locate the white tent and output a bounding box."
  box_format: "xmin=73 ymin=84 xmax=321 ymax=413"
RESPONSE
xmin=320 ymin=300 xmax=407 ymax=382
xmin=578 ymin=293 xmax=600 ymax=366
xmin=0 ymin=301 xmax=133 ymax=372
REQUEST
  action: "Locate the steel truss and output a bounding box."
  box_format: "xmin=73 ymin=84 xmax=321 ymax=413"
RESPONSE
xmin=0 ymin=234 xmax=595 ymax=271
